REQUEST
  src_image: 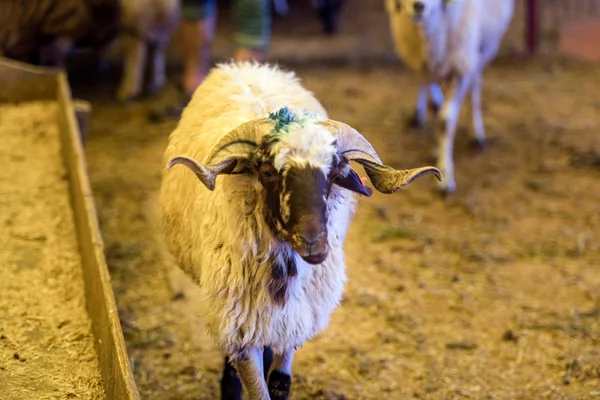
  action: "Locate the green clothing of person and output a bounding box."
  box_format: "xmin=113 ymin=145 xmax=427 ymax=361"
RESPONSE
xmin=180 ymin=0 xmax=271 ymax=51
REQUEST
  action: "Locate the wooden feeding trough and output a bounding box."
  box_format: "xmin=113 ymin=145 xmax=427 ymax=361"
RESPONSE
xmin=0 ymin=58 xmax=139 ymax=400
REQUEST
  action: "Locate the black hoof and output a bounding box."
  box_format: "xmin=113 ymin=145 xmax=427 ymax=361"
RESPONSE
xmin=469 ymin=138 xmax=487 ymax=150
xmin=405 ymin=110 xmax=424 ymax=129
xmin=268 ymin=370 xmax=292 ymax=400
xmin=220 ymin=357 xmax=242 ymax=400
xmin=429 ymin=101 xmax=441 ymax=115
xmin=437 ymin=185 xmax=456 ymax=198
xmin=263 ymin=346 xmax=273 ymax=380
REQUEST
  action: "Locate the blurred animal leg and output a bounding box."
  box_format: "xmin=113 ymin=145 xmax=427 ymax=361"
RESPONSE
xmin=437 ymin=74 xmax=473 ymax=194
xmin=429 ymin=83 xmax=444 ymax=114
xmin=118 ymin=34 xmax=147 ymax=101
xmin=149 ymin=41 xmax=168 ymax=95
xmin=470 ymin=72 xmax=486 ymax=148
xmin=407 ymin=84 xmax=429 ymax=128
xmin=180 ymin=0 xmax=217 ymax=95
xmin=317 ymin=0 xmax=345 ymax=35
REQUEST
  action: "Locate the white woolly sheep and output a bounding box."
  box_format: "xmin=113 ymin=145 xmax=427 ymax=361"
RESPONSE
xmin=160 ymin=61 xmax=441 ymax=400
xmin=117 ymin=0 xmax=180 ymax=101
xmin=385 ymin=0 xmax=515 ymax=194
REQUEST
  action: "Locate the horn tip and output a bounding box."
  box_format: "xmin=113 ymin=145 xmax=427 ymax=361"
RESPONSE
xmin=167 ymin=156 xmax=195 ymax=170
xmin=167 ymin=157 xmax=184 ymax=170
xmin=414 ymin=166 xmax=442 ymax=182
xmin=428 ymin=167 xmax=443 ymax=182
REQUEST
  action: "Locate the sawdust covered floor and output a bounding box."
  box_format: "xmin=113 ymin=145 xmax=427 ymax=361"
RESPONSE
xmin=0 ymin=102 xmax=104 ymax=399
xmin=79 ymin=59 xmax=600 ymax=399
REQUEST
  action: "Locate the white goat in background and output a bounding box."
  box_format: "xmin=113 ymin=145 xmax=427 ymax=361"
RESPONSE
xmin=385 ymin=0 xmax=515 ymax=194
xmin=160 ymin=62 xmax=441 ymax=400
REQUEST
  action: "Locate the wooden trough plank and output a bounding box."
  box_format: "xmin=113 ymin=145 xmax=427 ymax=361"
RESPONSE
xmin=0 ymin=58 xmax=140 ymax=400
xmin=56 ymin=73 xmax=140 ymax=400
xmin=0 ymin=59 xmax=57 ymax=102
xmin=73 ymin=99 xmax=92 ymax=144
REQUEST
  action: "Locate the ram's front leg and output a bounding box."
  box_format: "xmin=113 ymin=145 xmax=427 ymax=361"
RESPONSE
xmin=437 ymin=73 xmax=473 ymax=195
xmin=267 ymin=348 xmax=295 ymax=400
xmin=221 ymin=347 xmax=273 ymax=400
xmin=232 ymin=347 xmax=270 ymax=400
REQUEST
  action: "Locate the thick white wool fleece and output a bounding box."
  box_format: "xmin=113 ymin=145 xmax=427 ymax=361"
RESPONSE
xmin=160 ymin=62 xmax=358 ymax=356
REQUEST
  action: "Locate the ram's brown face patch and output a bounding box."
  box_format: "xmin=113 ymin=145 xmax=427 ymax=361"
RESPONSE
xmin=282 ymin=166 xmax=330 ymax=264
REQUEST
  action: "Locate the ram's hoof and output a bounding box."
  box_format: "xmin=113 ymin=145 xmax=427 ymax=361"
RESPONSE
xmin=268 ymin=370 xmax=292 ymax=400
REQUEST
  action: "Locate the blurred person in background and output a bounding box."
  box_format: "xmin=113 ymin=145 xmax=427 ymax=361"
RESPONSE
xmin=151 ymin=0 xmax=272 ymax=121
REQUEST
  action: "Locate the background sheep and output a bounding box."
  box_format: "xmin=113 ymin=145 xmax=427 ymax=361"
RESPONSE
xmin=0 ymin=0 xmax=179 ymax=102
xmin=385 ymin=0 xmax=515 ymax=194
xmin=0 ymin=0 xmax=90 ymax=66
xmin=118 ymin=0 xmax=180 ymax=101
xmin=160 ymin=61 xmax=440 ymax=400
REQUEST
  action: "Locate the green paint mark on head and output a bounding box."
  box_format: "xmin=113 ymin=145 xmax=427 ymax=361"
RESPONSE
xmin=268 ymin=107 xmax=299 ymax=134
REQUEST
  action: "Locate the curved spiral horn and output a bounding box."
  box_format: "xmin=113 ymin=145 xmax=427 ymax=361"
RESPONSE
xmin=168 ymin=118 xmax=276 ymax=190
xmin=317 ymin=120 xmax=442 ymax=194
xmin=206 ymin=118 xmax=275 ymax=164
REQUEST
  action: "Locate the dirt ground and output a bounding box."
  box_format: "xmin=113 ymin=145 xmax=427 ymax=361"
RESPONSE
xmin=0 ymin=102 xmax=104 ymax=400
xmin=73 ymin=58 xmax=600 ymax=400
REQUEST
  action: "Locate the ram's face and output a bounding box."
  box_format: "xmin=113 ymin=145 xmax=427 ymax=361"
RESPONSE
xmin=253 ymin=122 xmax=342 ymax=265
xmin=388 ymin=0 xmax=448 ymax=20
xmin=167 ymin=108 xmax=442 ymax=265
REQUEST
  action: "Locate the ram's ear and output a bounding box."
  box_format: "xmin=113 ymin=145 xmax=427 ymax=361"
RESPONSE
xmin=334 ymin=168 xmax=373 ymax=197
xmin=167 ymin=156 xmax=251 ymax=191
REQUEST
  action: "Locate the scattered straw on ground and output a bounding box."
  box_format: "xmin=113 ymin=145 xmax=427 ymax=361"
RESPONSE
xmin=81 ymin=62 xmax=599 ymax=399
xmin=0 ymin=101 xmax=104 ymax=400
